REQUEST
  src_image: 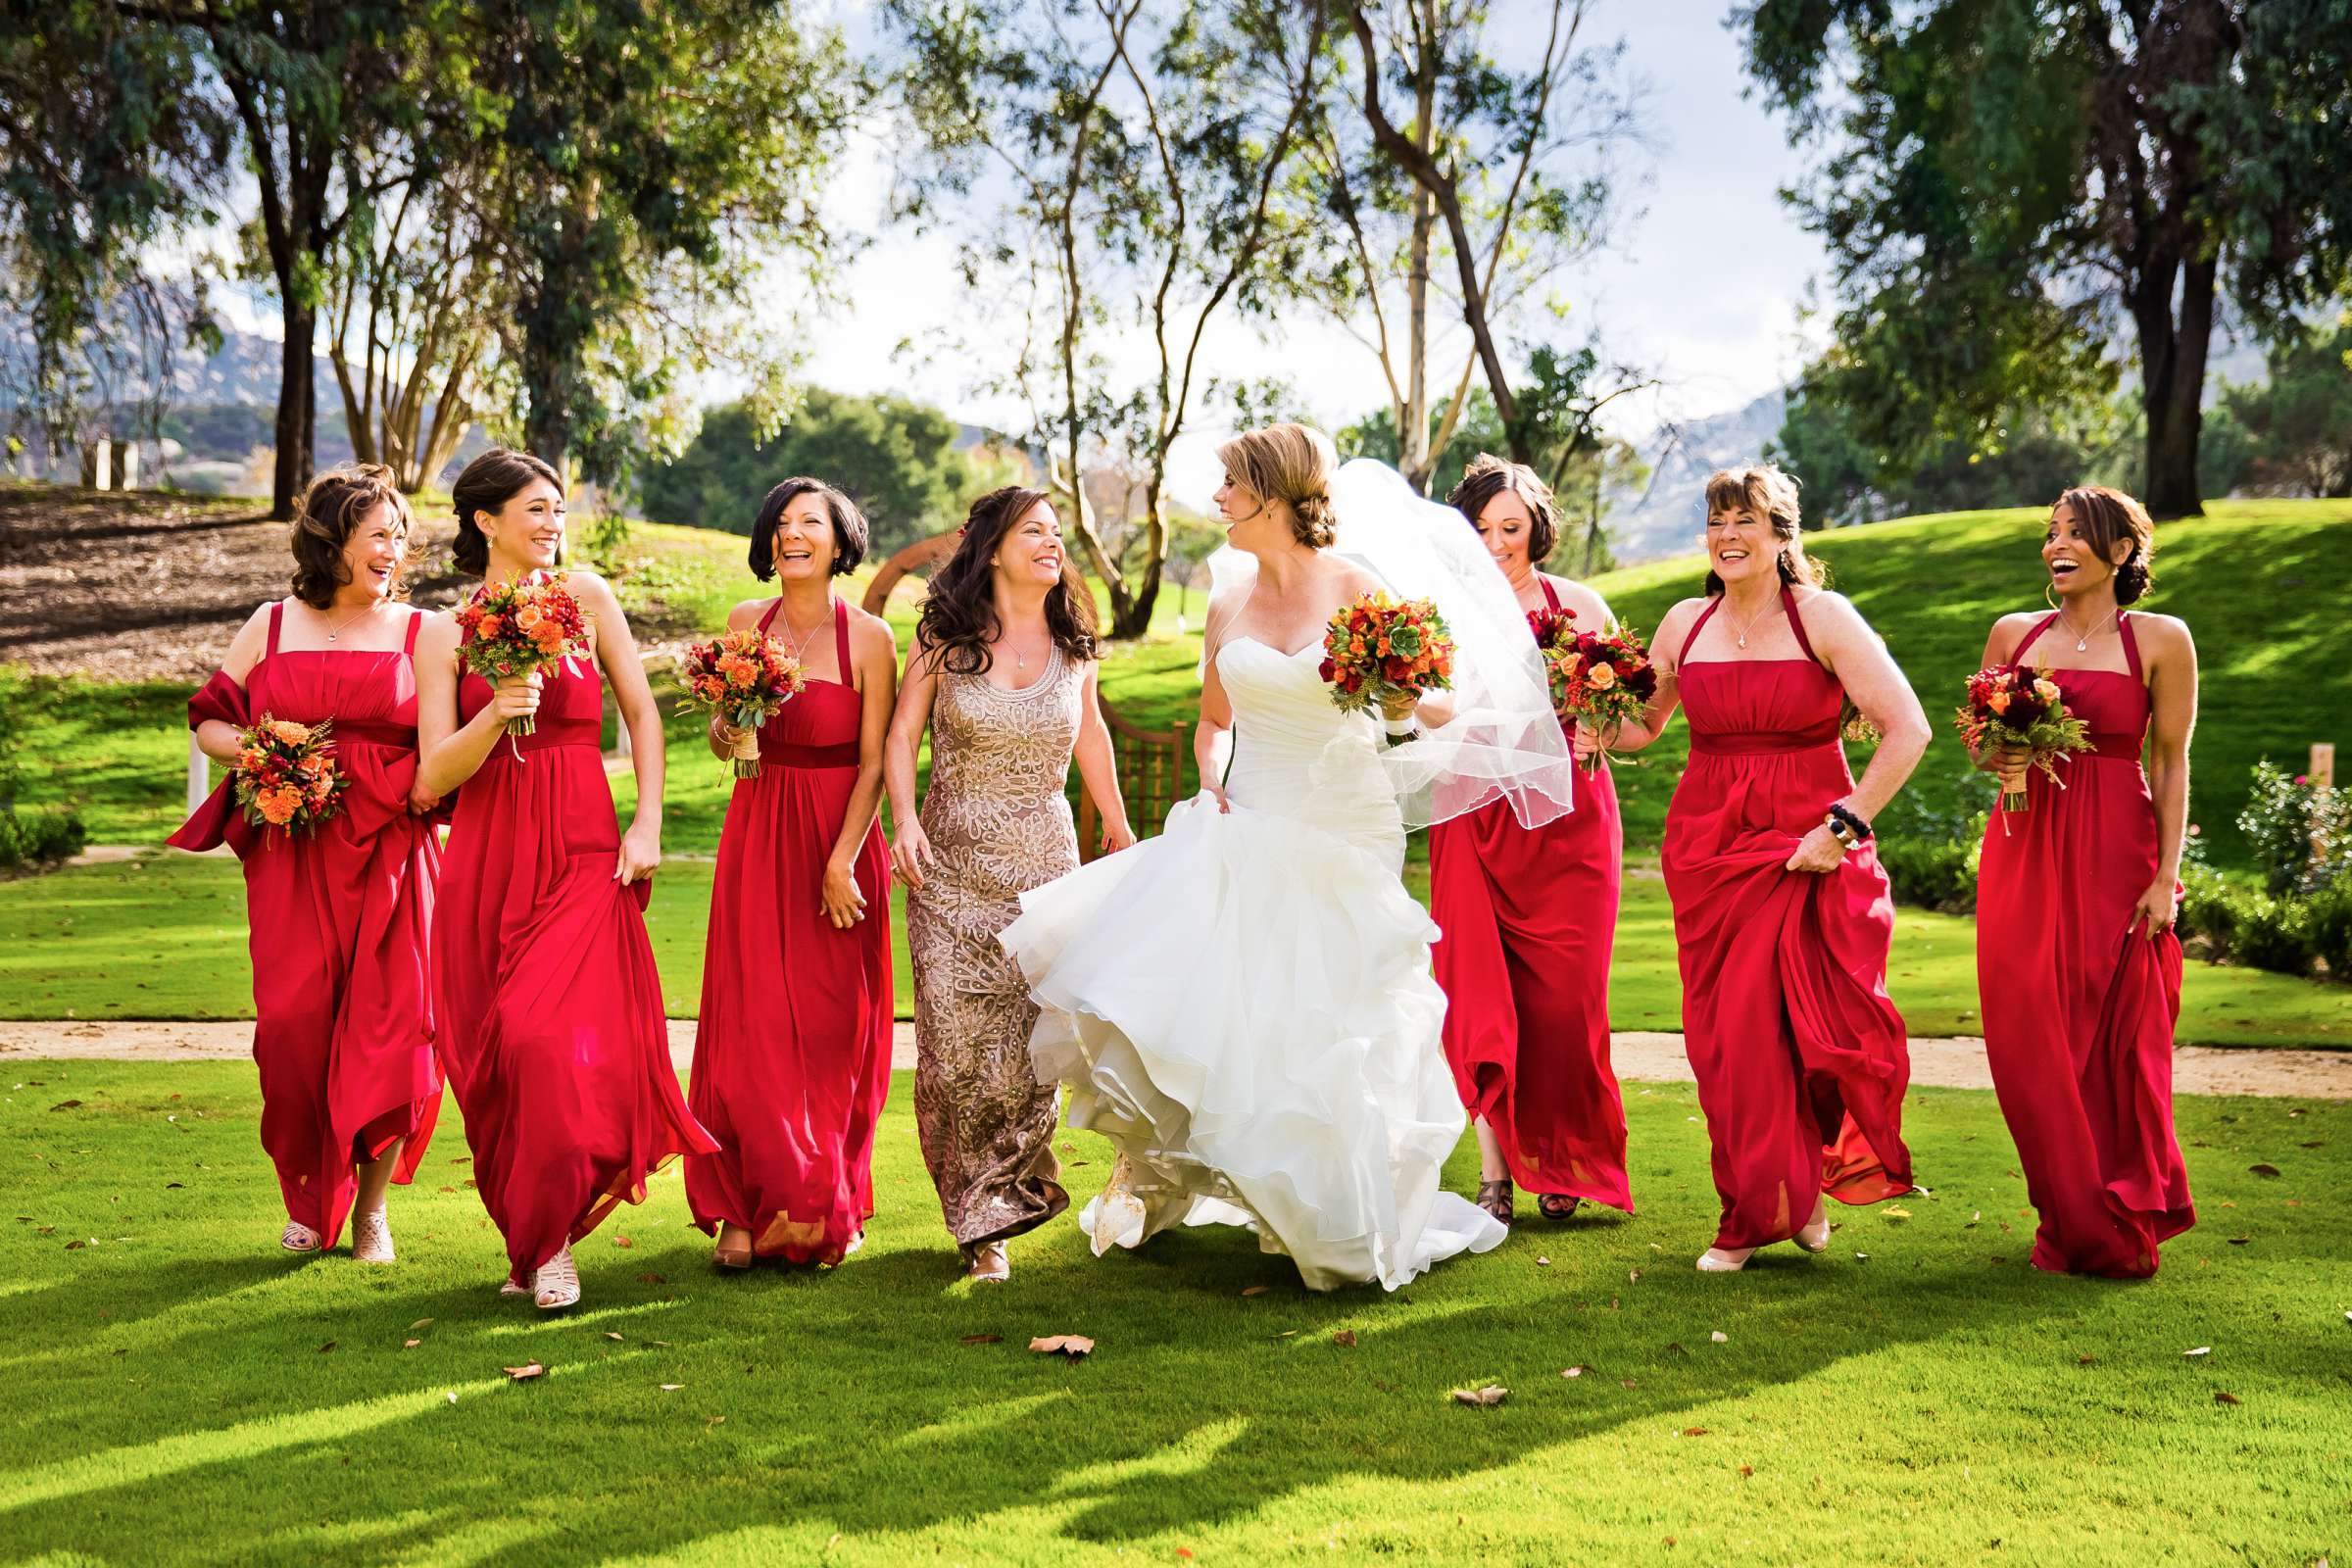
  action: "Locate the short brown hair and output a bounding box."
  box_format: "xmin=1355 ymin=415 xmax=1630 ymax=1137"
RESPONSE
xmin=289 ymin=465 xmax=413 ymax=609
xmin=1217 ymin=422 xmax=1338 ymax=549
xmin=1702 ymin=464 xmax=1828 ymax=596
xmin=450 ymin=448 xmax=564 ymax=576
xmin=1447 ymin=454 xmax=1559 ymax=563
xmin=750 ymin=476 xmax=869 ymax=580
xmin=2054 ymin=485 xmax=2156 ymax=605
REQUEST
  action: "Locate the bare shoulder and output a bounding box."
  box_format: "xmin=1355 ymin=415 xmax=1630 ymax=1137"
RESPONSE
xmin=413 ymin=608 xmax=462 ymax=649
xmin=563 ymin=567 xmax=617 ymax=607
xmin=1327 ymin=557 xmax=1386 ymax=600
xmin=727 ymin=595 xmax=773 ymax=632
xmin=1790 ymin=587 xmax=1876 ymax=639
xmin=1541 ymin=573 xmax=1610 ymax=627
xmin=1654 ymin=594 xmax=1711 ymax=636
xmin=2128 ymin=611 xmax=2195 ymax=655
xmin=848 ymin=606 xmax=897 ymax=656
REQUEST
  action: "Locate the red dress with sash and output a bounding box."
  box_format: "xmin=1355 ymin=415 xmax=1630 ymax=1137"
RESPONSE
xmin=687 ymin=598 xmax=894 ymax=1263
xmin=169 ymin=603 xmax=441 ymax=1246
xmin=1428 ymin=577 xmax=1632 ymax=1210
xmin=1660 ymin=587 xmax=1913 ymax=1249
xmin=1977 ymin=611 xmax=2192 ymax=1276
xmin=434 ymin=645 xmax=715 ymax=1284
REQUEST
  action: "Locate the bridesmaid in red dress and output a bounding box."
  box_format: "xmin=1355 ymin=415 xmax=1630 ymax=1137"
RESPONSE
xmin=171 ymin=465 xmax=441 ymax=1261
xmin=689 ymin=477 xmax=898 ymax=1271
xmin=416 ymin=448 xmax=715 ymax=1311
xmin=1598 ymin=466 xmax=1931 ymax=1271
xmin=1428 ymin=455 xmax=1631 ymax=1226
xmin=1974 ymin=486 xmax=2197 ymax=1277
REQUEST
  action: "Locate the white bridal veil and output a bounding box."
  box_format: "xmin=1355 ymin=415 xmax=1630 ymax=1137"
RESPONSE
xmin=1205 ymin=457 xmax=1576 ymax=831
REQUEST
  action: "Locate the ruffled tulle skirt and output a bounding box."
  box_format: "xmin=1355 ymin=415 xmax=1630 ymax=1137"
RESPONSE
xmin=1001 ymin=793 xmax=1504 ymax=1291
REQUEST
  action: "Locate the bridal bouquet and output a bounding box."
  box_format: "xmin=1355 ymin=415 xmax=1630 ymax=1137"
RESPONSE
xmin=233 ymin=716 xmax=347 ymax=836
xmin=1955 ymin=662 xmax=2090 ymax=814
xmin=677 ymin=629 xmax=807 ymax=778
xmin=453 ymin=573 xmax=591 ymax=735
xmin=1531 ymin=609 xmax=1657 ymax=773
xmin=1320 ymin=592 xmax=1455 ymax=717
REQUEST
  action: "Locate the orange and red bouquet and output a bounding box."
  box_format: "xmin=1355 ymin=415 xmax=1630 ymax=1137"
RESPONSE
xmin=453 ymin=573 xmax=591 ymax=735
xmin=677 ymin=629 xmax=807 ymax=777
xmin=232 ymin=716 xmax=346 ymax=836
xmin=1531 ymin=608 xmax=1657 ymax=773
xmin=1955 ymin=662 xmax=2090 ymax=813
xmin=1319 ymin=592 xmax=1455 ymax=717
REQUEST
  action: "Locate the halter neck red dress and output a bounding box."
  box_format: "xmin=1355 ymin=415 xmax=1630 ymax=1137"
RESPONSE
xmin=170 ymin=602 xmax=442 ymax=1247
xmin=1660 ymin=586 xmax=1913 ymax=1249
xmin=1428 ymin=577 xmax=1631 ymax=1211
xmin=1976 ymin=611 xmax=2191 ymax=1276
xmin=687 ymin=598 xmax=894 ymax=1264
xmin=435 ymin=642 xmax=715 ymax=1286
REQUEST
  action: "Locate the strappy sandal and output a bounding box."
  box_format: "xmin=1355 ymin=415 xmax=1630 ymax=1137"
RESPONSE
xmin=1536 ymin=1193 xmax=1582 ymax=1222
xmin=351 ymin=1206 xmax=395 ymax=1263
xmin=278 ymin=1220 xmax=322 ymax=1254
xmin=1474 ymin=1180 xmax=1514 ymax=1225
xmin=533 ymin=1244 xmax=581 ymax=1311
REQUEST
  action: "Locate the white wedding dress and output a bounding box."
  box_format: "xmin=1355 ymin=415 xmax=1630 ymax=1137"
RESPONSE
xmin=997 ymin=630 xmax=1507 ymax=1291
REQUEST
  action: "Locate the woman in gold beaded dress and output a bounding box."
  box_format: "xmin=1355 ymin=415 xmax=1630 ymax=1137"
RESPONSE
xmin=883 ymin=486 xmax=1134 ymax=1283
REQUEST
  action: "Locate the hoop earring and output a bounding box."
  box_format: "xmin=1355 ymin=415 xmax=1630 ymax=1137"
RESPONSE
xmin=2044 ymin=581 xmax=2060 ymax=611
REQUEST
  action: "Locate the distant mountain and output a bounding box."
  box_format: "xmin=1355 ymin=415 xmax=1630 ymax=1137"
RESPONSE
xmin=1603 ymin=390 xmax=1786 ymax=564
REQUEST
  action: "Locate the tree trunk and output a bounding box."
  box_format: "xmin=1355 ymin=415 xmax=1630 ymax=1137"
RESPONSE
xmin=522 ymin=313 xmax=571 ymax=480
xmin=1111 ymin=486 xmax=1167 ymax=639
xmin=272 ymin=305 xmax=317 ymax=520
xmin=2134 ymin=253 xmax=2214 ymax=521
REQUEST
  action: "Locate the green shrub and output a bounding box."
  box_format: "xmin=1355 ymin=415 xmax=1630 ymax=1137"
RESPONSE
xmin=0 ymin=807 xmax=87 ymax=870
xmin=1877 ymin=835 xmax=1978 ymax=912
xmin=2177 ymin=865 xmax=2241 ymax=953
xmin=2230 ymin=890 xmax=2317 ymax=977
xmin=2237 ymin=759 xmax=2349 ymax=895
xmin=2305 ymin=880 xmax=2352 ymax=982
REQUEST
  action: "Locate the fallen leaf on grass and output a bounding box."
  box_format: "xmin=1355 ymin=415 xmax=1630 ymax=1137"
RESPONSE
xmin=637 ymin=1272 xmax=667 ymax=1285
xmin=959 ymin=1334 xmax=1003 ymax=1346
xmin=1738 ymin=1465 xmax=1754 ymax=1478
xmin=34 ymin=1226 xmax=54 ymax=1236
xmin=1621 ymin=1378 xmax=1639 ymax=1390
xmin=318 ymin=1341 xmax=337 ymax=1353
xmin=1241 ymin=1285 xmax=1269 ymax=1297
xmin=1628 ymin=1268 xmax=1642 ymax=1283
xmin=164 ymin=1182 xmax=183 ymax=1190
xmin=1882 ymin=1206 xmax=1912 ymax=1222
xmin=1681 ymin=1427 xmax=1709 ymax=1437
xmin=64 ymin=1240 xmax=85 ymax=1250
xmin=505 ymin=1362 xmax=545 ymax=1381
xmin=403 ymin=1339 xmax=421 ymax=1349
xmin=410 ymin=1318 xmax=434 ymax=1332
xmin=49 ymin=1101 xmax=81 ymax=1111
xmin=707 ymin=1414 xmax=726 ymax=1426
xmin=2183 ymin=1347 xmax=2212 ymax=1357
xmin=1332 ymin=1331 xmax=1357 ymax=1348
xmin=1561 ymin=1366 xmax=1587 ymax=1379
xmin=1029 ymin=1335 xmax=1095 ymax=1357
xmin=612 ymin=1236 xmax=633 ymax=1249
xmin=1710 ymin=1331 xmax=1728 ymax=1344
xmin=2213 ymin=1391 xmax=2241 ymax=1405
xmin=660 ymin=1383 xmax=685 ymax=1392
xmin=2248 ymin=1163 xmax=2281 ymax=1178
xmin=2229 ymin=1236 xmax=2251 ymax=1246
xmin=1450 ymin=1385 xmax=1508 ymax=1406
xmin=1536 ymin=1256 xmax=1550 ymax=1267
xmin=2079 ymin=1354 xmax=2097 ymax=1366
xmin=605 ymin=1332 xmax=624 ymax=1342
xmin=439 ymin=1186 xmax=457 ymax=1194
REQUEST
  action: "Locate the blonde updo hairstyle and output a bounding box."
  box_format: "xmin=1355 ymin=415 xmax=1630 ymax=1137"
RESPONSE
xmin=1702 ymin=464 xmax=1828 ymax=596
xmin=1217 ymin=422 xmax=1339 ymax=549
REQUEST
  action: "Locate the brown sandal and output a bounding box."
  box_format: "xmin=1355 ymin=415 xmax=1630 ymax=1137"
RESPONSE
xmin=1474 ymin=1180 xmax=1514 ymax=1225
xmin=1537 ymin=1193 xmax=1582 ymax=1222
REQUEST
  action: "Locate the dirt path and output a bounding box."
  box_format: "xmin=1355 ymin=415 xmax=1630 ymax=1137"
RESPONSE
xmin=3 ymin=1020 xmax=2345 ymax=1099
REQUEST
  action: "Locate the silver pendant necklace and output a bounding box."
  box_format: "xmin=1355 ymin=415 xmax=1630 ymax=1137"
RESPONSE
xmin=2060 ymin=607 xmax=2116 ymax=652
xmin=324 ymin=601 xmax=378 ymax=643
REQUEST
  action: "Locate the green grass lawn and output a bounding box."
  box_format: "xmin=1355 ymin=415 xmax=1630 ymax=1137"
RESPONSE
xmin=0 ymin=1059 xmax=2343 ymax=1565
xmin=11 ymin=854 xmax=2347 ymax=1047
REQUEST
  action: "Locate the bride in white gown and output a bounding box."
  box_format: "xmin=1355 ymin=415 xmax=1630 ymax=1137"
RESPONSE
xmin=998 ymin=422 xmax=1575 ymax=1291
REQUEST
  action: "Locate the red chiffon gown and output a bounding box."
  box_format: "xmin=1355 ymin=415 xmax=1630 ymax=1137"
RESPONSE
xmin=169 ymin=602 xmax=441 ymax=1247
xmin=1661 ymin=587 xmax=1913 ymax=1249
xmin=1977 ymin=612 xmax=2192 ymax=1277
xmin=687 ymin=598 xmax=894 ymax=1264
xmin=1428 ymin=577 xmax=1631 ymax=1211
xmin=435 ymin=646 xmax=716 ymax=1286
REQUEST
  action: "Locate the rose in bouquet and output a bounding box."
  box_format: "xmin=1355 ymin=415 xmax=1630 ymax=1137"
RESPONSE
xmin=233 ymin=716 xmax=347 ymax=836
xmin=676 ymin=629 xmax=808 ymax=777
xmin=1954 ymin=662 xmax=2090 ymax=814
xmin=1531 ymin=609 xmax=1657 ymax=773
xmin=1319 ymin=591 xmax=1455 ymax=718
xmin=453 ymin=572 xmax=591 ymax=735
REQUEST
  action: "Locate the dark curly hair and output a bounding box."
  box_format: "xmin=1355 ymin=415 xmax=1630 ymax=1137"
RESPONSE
xmin=2055 ymin=485 xmax=2156 ymax=605
xmin=450 ymin=448 xmax=564 ymax=576
xmin=1447 ymin=453 xmax=1560 ymax=564
xmin=914 ymin=486 xmax=1098 ymax=677
xmin=289 ymin=464 xmax=414 ymax=609
xmin=750 ymin=476 xmax=869 ymax=580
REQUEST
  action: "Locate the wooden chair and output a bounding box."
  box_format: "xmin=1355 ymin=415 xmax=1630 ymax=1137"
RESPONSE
xmin=1077 ymin=693 xmax=1192 ymax=863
